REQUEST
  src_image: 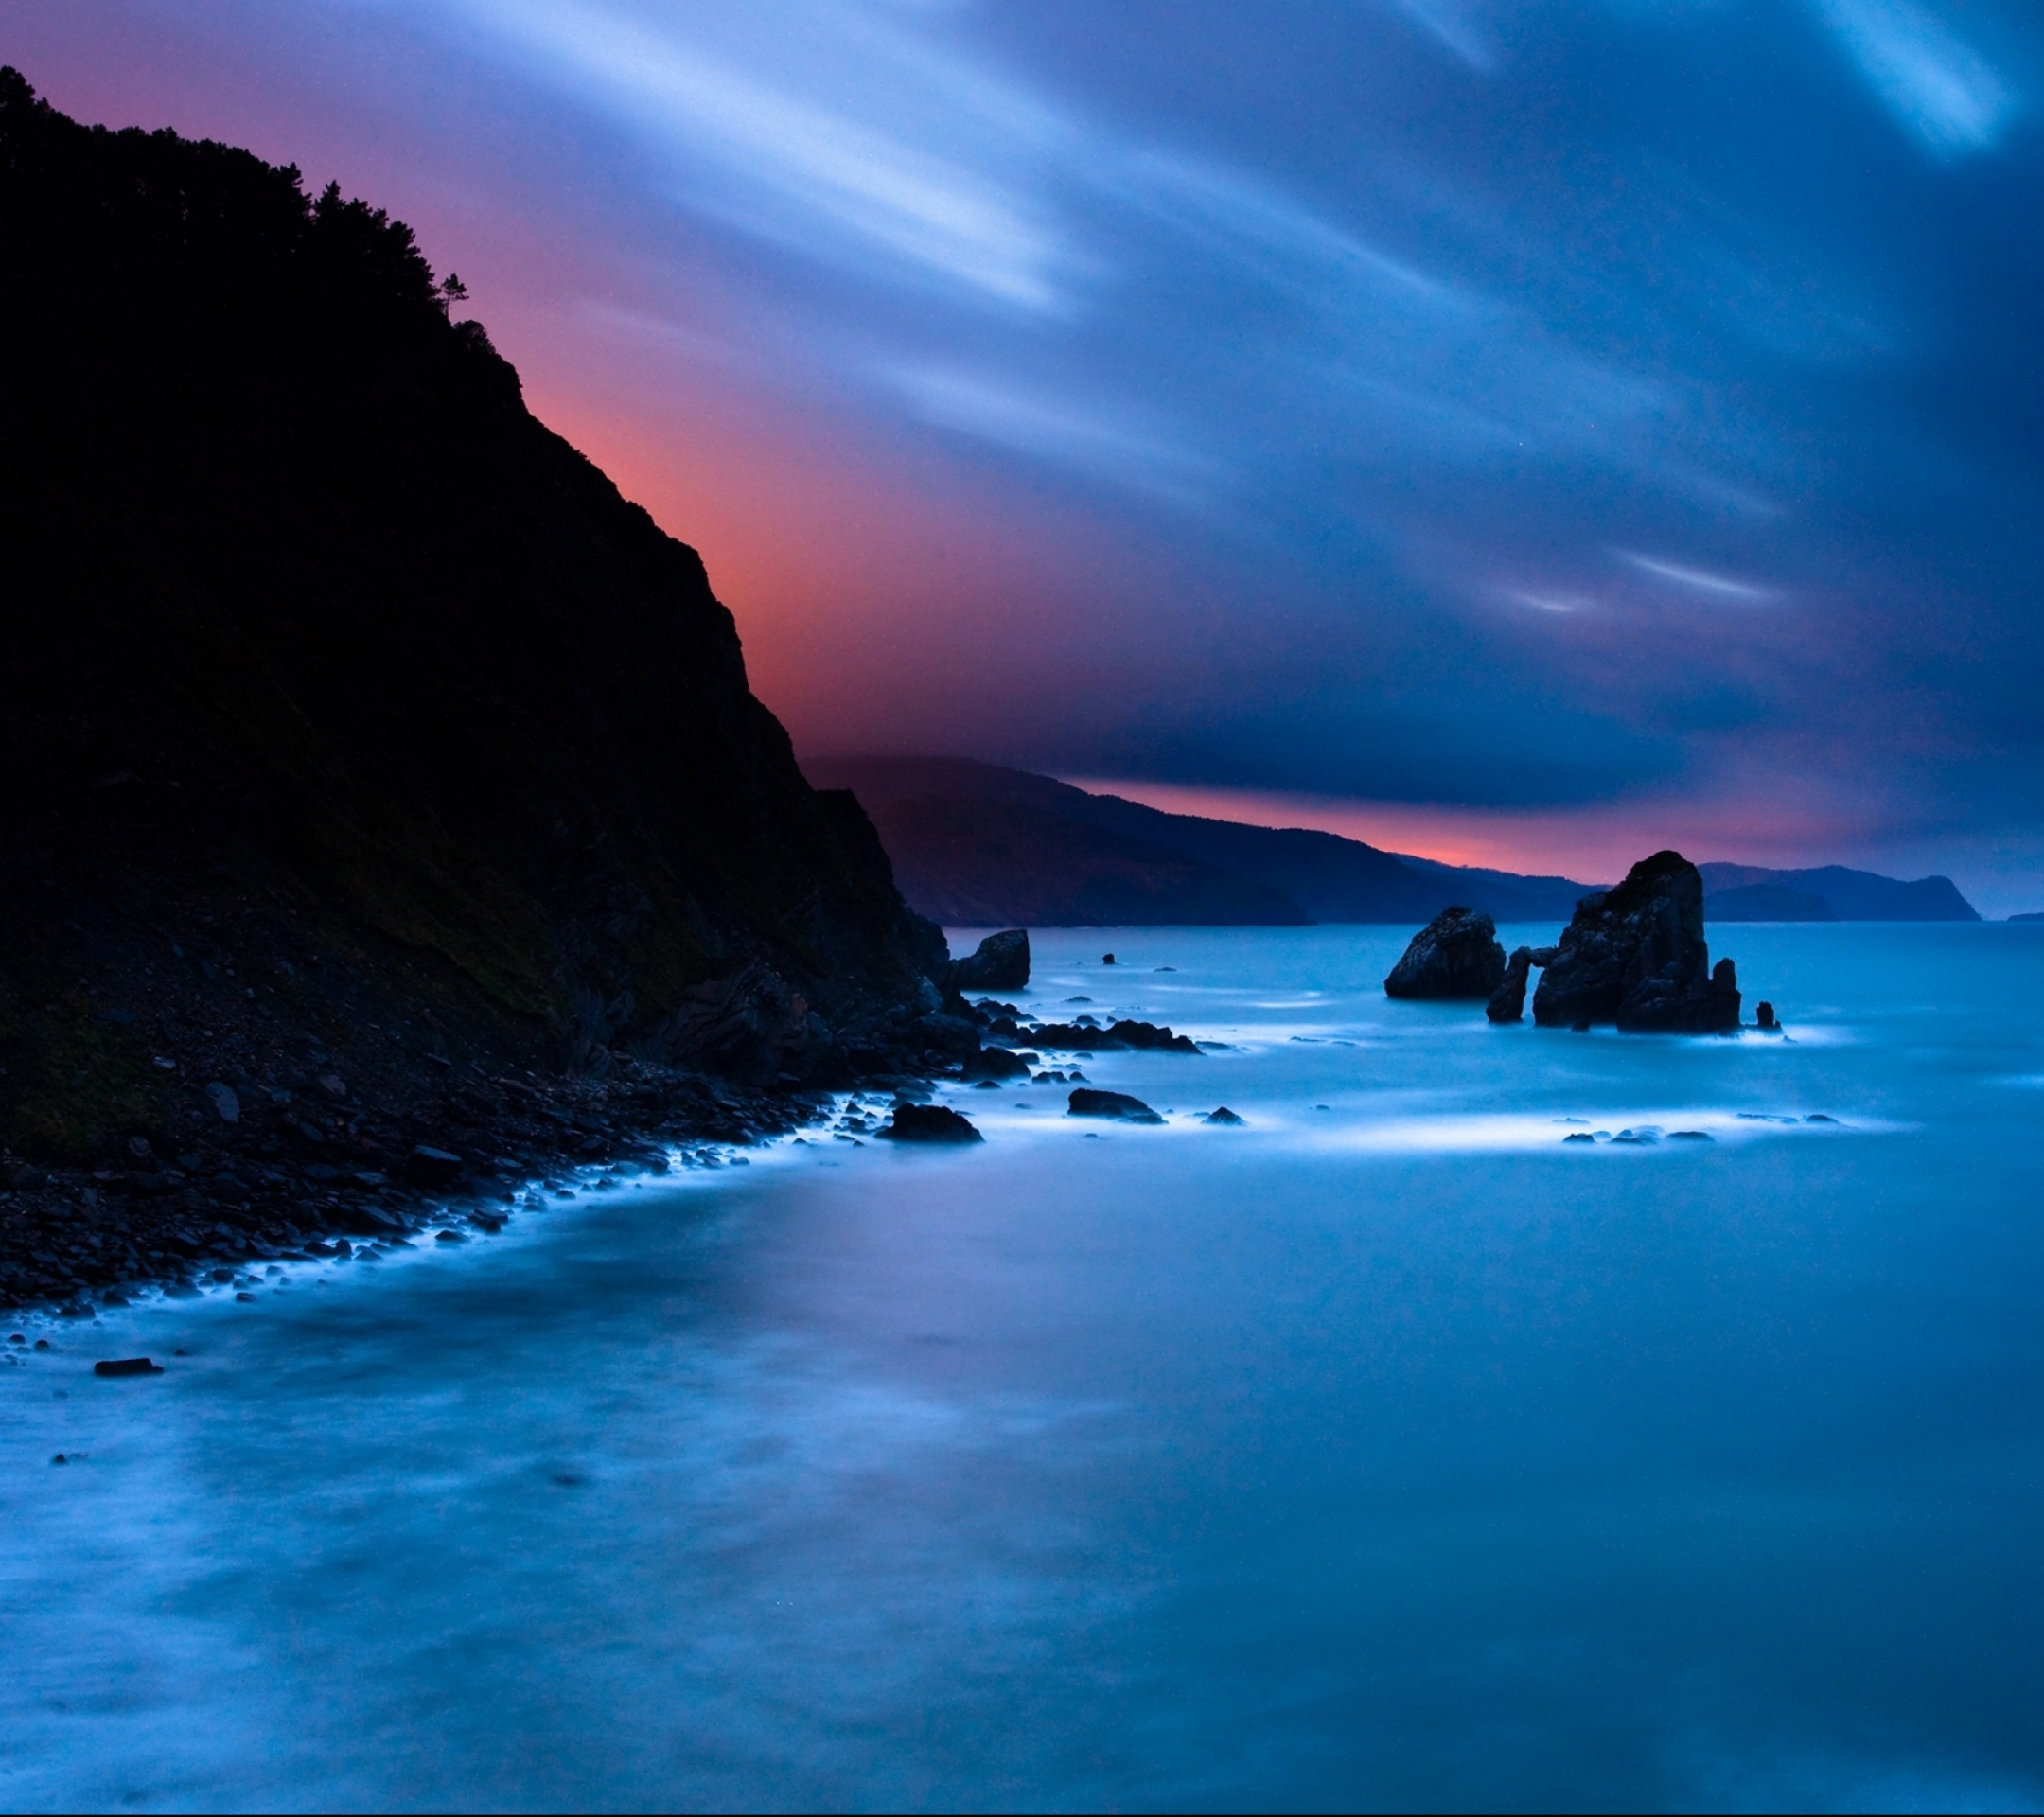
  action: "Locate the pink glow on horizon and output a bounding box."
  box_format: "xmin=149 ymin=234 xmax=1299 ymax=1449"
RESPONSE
xmin=1058 ymin=776 xmax=1877 ymax=885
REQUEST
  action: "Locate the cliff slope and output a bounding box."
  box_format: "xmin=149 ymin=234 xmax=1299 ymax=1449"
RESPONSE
xmin=0 ymin=70 xmax=944 ymax=1159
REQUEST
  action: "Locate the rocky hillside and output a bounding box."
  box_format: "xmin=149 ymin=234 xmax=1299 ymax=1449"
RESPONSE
xmin=805 ymin=756 xmax=1595 ymax=926
xmin=0 ymin=69 xmax=947 ymax=1163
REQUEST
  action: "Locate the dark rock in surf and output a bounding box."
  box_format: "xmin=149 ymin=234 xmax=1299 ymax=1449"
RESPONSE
xmin=1068 ymin=1088 xmax=1163 ymax=1124
xmin=1384 ymin=907 xmax=1507 ymax=1000
xmin=949 ymin=929 xmax=1030 ymax=992
xmin=93 ymin=1356 xmax=163 ymax=1377
xmin=1532 ymin=852 xmax=1741 ymax=1033
xmin=878 ymin=1103 xmax=983 ymax=1144
xmin=962 ymin=1045 xmax=1031 ymax=1081
xmin=1204 ymin=1106 xmax=1245 ymax=1125
xmin=1621 ymin=956 xmax=1742 ymax=1034
xmin=1487 ymin=946 xmax=1534 ymax=1023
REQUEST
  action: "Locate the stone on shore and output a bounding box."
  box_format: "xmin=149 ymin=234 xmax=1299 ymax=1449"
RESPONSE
xmin=93 ymin=1357 xmax=164 ymax=1377
xmin=1384 ymin=908 xmax=1507 ymax=1000
xmin=949 ymin=929 xmax=1030 ymax=992
xmin=1531 ymin=851 xmax=1741 ymax=1032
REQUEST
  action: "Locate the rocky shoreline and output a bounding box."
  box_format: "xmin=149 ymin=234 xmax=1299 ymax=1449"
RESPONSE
xmin=0 ymin=1045 xmax=932 ymax=1319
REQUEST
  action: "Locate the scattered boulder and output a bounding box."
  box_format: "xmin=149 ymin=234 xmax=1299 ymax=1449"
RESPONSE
xmin=950 ymin=929 xmax=1030 ymax=992
xmin=1068 ymin=1088 xmax=1163 ymax=1124
xmin=1384 ymin=907 xmax=1507 ymax=1000
xmin=406 ymin=1145 xmax=465 ymax=1186
xmin=877 ymin=1103 xmax=984 ymax=1144
xmin=1204 ymin=1106 xmax=1245 ymax=1125
xmin=204 ymin=1082 xmax=239 ymax=1123
xmin=962 ymin=1045 xmax=1031 ymax=1081
xmin=1487 ymin=946 xmax=1535 ymax=1023
xmin=93 ymin=1357 xmax=163 ymax=1377
xmin=1532 ymin=852 xmax=1742 ymax=1033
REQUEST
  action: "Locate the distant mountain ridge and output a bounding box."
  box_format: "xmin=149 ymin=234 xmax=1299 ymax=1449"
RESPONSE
xmin=807 ymin=756 xmax=1985 ymax=929
xmin=1698 ymin=863 xmax=1978 ymax=922
xmin=804 ymin=757 xmax=1594 ymax=926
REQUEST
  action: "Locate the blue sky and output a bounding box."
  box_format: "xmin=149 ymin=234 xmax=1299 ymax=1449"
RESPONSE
xmin=9 ymin=0 xmax=2043 ymax=901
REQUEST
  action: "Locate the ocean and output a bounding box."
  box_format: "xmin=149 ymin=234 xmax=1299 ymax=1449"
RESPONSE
xmin=5 ymin=924 xmax=2042 ymax=1812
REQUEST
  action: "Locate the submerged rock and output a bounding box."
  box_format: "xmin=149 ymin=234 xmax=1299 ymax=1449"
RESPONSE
xmin=1487 ymin=947 xmax=1535 ymax=1023
xmin=1068 ymin=1088 xmax=1163 ymax=1124
xmin=878 ymin=1103 xmax=984 ymax=1144
xmin=1532 ymin=852 xmax=1741 ymax=1033
xmin=1384 ymin=908 xmax=1507 ymax=1000
xmin=950 ymin=929 xmax=1030 ymax=992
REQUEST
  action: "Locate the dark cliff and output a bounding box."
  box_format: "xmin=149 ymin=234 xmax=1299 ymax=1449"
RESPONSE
xmin=0 ymin=71 xmax=944 ymax=1155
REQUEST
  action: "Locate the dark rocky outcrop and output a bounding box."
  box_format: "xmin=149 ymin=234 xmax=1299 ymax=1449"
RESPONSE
xmin=1384 ymin=908 xmax=1507 ymax=1000
xmin=0 ymin=73 xmax=1047 ymax=1307
xmin=877 ymin=1103 xmax=982 ymax=1144
xmin=949 ymin=929 xmax=1030 ymax=992
xmin=1023 ymin=1019 xmax=1201 ymax=1054
xmin=1203 ymin=1107 xmax=1245 ymax=1125
xmin=1487 ymin=947 xmax=1533 ymax=1023
xmin=1532 ymin=852 xmax=1741 ymax=1032
xmin=1067 ymin=1088 xmax=1163 ymax=1124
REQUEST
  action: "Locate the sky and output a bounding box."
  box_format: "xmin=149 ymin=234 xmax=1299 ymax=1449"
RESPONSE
xmin=8 ymin=0 xmax=2043 ymax=906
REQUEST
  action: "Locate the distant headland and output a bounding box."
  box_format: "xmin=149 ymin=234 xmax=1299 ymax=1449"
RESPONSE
xmin=806 ymin=755 xmax=1982 ymax=928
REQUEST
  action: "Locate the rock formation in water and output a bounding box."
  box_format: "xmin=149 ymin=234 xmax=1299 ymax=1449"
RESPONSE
xmin=877 ymin=1103 xmax=983 ymax=1143
xmin=1532 ymin=852 xmax=1741 ymax=1032
xmin=1487 ymin=947 xmax=1533 ymax=1023
xmin=1384 ymin=908 xmax=1507 ymax=1000
xmin=1067 ymin=1088 xmax=1164 ymax=1124
xmin=949 ymin=929 xmax=1030 ymax=992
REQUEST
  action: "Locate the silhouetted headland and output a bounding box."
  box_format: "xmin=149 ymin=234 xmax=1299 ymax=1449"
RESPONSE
xmin=0 ymin=73 xmax=1013 ymax=1310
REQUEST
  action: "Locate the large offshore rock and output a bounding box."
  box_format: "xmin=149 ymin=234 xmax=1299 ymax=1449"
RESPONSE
xmin=1384 ymin=907 xmax=1507 ymax=1000
xmin=949 ymin=928 xmax=1030 ymax=991
xmin=1532 ymin=851 xmax=1740 ymax=1032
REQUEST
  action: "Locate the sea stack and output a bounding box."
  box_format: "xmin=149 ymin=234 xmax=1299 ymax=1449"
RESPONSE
xmin=950 ymin=929 xmax=1030 ymax=992
xmin=1384 ymin=908 xmax=1507 ymax=1000
xmin=1532 ymin=851 xmax=1741 ymax=1032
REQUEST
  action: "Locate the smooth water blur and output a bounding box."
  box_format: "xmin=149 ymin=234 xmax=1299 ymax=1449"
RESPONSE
xmin=5 ymin=925 xmax=2044 ymax=1812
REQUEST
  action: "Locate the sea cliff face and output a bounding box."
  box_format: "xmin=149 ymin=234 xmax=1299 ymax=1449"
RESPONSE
xmin=0 ymin=68 xmax=945 ymax=1158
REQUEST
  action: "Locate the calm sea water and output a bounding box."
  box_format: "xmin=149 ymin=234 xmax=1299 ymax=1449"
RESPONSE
xmin=5 ymin=924 xmax=2044 ymax=1813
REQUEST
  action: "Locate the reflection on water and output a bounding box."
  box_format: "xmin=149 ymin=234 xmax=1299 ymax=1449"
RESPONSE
xmin=5 ymin=925 xmax=2044 ymax=1811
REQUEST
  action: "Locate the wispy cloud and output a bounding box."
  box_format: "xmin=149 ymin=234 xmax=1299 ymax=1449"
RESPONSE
xmin=1811 ymin=0 xmax=2017 ymax=155
xmin=453 ymin=0 xmax=1074 ymax=309
xmin=886 ymin=367 xmax=1218 ymax=500
xmin=1620 ymin=553 xmax=1779 ymax=601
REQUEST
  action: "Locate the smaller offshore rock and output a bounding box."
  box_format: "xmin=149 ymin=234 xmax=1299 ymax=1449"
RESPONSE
xmin=1204 ymin=1107 xmax=1245 ymax=1125
xmin=93 ymin=1357 xmax=164 ymax=1377
xmin=1384 ymin=908 xmax=1507 ymax=1000
xmin=950 ymin=929 xmax=1030 ymax=992
xmin=878 ymin=1103 xmax=984 ymax=1144
xmin=1487 ymin=947 xmax=1535 ymax=1024
xmin=963 ymin=1045 xmax=1031 ymax=1080
xmin=1756 ymin=1000 xmax=1782 ymax=1032
xmin=1068 ymin=1088 xmax=1164 ymax=1124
